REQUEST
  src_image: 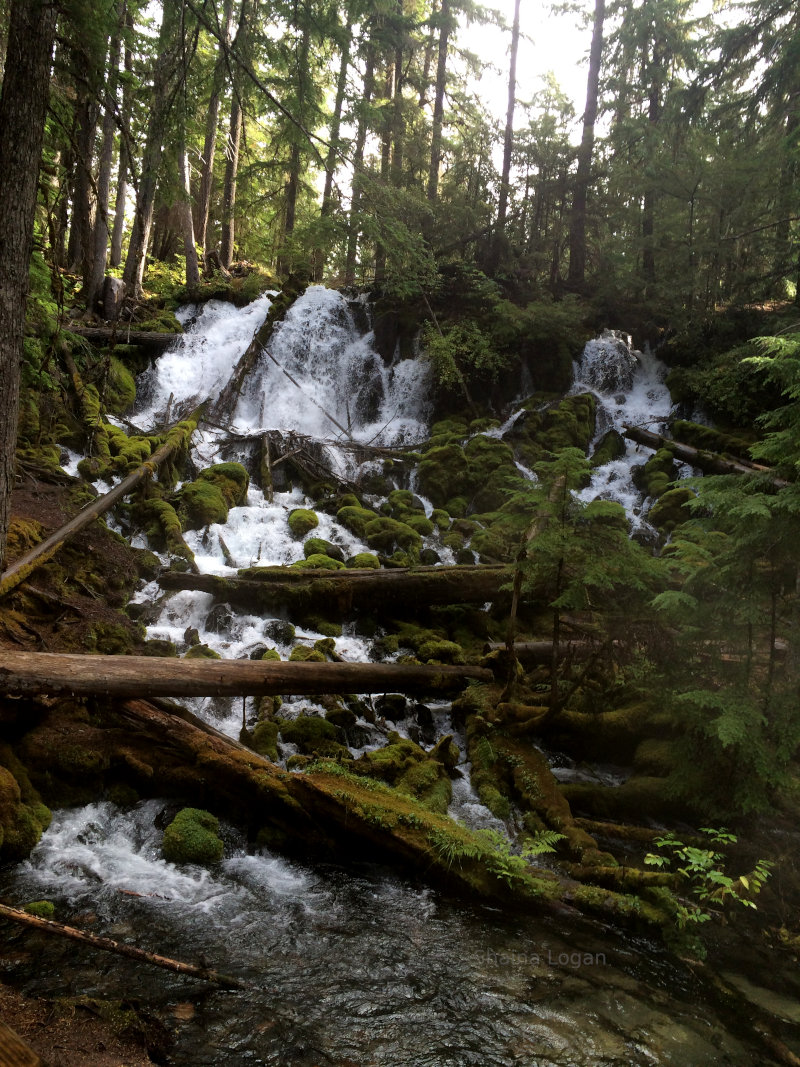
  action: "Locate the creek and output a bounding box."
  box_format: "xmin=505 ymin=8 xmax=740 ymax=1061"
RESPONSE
xmin=1 ymin=289 xmax=793 ymax=1064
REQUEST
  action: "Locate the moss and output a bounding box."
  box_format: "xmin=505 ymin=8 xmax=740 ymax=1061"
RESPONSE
xmin=291 ymin=553 xmax=345 ymax=570
xmin=591 ymin=429 xmax=626 ymax=467
xmin=633 ymin=738 xmax=679 ymax=776
xmin=416 ymin=443 xmax=470 ymax=508
xmin=278 ymin=714 xmax=344 ymax=755
xmin=303 ymin=536 xmax=344 ymax=561
xmin=336 ymin=504 xmax=381 ymax=538
xmin=161 ymin=807 xmax=224 ymax=866
xmin=402 ymin=513 xmax=435 ymax=536
xmin=289 ymin=645 xmax=327 ymax=662
xmin=175 ymin=479 xmax=229 ymax=530
xmin=197 ymin=463 xmax=249 ymax=508
xmin=305 ymin=617 xmax=343 ymax=637
xmin=251 ymin=721 xmax=280 ymax=761
xmin=430 ymin=508 xmax=451 ymax=531
xmin=24 ymin=900 xmax=56 ymax=919
xmin=88 ymin=621 xmax=141 ymax=655
xmin=346 ymin=552 xmax=381 ymax=569
xmin=183 ymin=643 xmax=222 ymax=660
xmin=135 ymin=498 xmax=194 ymax=561
xmin=104 ymin=357 xmax=136 ymax=414
xmin=364 ymin=516 xmax=422 ymax=554
xmin=288 ymin=507 xmax=319 ymax=538
xmin=396 ymin=760 xmax=452 ymax=814
xmin=108 ymin=783 xmax=140 ymax=808
xmin=325 ymin=705 xmax=357 ymax=730
xmin=647 ymin=487 xmax=695 ymax=532
xmin=260 ymin=648 xmax=282 ymax=662
xmin=5 ymin=517 xmax=45 ymax=559
xmin=478 ymin=783 xmax=512 ymax=820
xmin=416 ymin=638 xmax=466 ymax=665
xmin=670 ymin=418 xmax=754 ymax=457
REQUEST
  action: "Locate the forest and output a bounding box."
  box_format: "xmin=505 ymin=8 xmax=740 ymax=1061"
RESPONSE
xmin=1 ymin=0 xmax=800 ymax=1063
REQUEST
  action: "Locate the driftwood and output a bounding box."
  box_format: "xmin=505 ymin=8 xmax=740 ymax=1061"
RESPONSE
xmin=68 ymin=326 xmax=181 ymax=351
xmin=0 ymin=651 xmax=493 ymax=698
xmin=0 ymin=903 xmax=244 ymax=989
xmin=0 ymin=415 xmax=200 ymax=599
xmin=623 ymin=424 xmax=790 ymax=487
xmin=158 ymin=563 xmax=510 ymax=615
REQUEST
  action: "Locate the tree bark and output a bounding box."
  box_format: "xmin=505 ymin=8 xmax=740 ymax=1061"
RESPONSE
xmin=110 ymin=3 xmax=134 ymax=268
xmin=68 ymin=326 xmax=182 ymax=350
xmin=316 ymin=7 xmax=353 ymax=279
xmin=220 ymin=0 xmax=252 ymax=269
xmin=344 ymin=37 xmax=376 ymax=285
xmin=0 ymin=903 xmax=244 ymax=989
xmin=0 ymin=0 xmax=57 ymax=574
xmin=179 ymin=136 xmax=201 ymax=287
xmin=0 ymin=415 xmax=200 ymax=597
xmin=567 ymin=0 xmax=605 ymax=288
xmin=0 ymin=651 xmax=493 ymax=698
xmin=278 ymin=0 xmax=311 ymax=278
xmin=495 ymin=0 xmax=521 ymax=242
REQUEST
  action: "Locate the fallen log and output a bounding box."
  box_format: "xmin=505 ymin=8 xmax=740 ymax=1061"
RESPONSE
xmin=68 ymin=326 xmax=181 ymax=351
xmin=622 ymin=424 xmax=790 ymax=486
xmin=0 ymin=651 xmax=493 ymax=698
xmin=485 ymin=640 xmax=594 ymax=663
xmin=0 ymin=1020 xmax=42 ymax=1067
xmin=0 ymin=413 xmax=201 ymax=599
xmin=0 ymin=903 xmax=244 ymax=989
xmin=158 ymin=563 xmax=510 ymax=615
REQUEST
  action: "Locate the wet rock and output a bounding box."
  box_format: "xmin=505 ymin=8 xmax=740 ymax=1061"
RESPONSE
xmin=264 ymin=619 xmax=295 ymax=644
xmin=204 ymin=602 xmax=234 ymax=634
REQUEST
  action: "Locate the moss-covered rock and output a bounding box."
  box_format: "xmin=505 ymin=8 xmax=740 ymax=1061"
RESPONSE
xmin=278 ymin=714 xmax=345 ymax=756
xmin=23 ymin=900 xmax=55 ymax=919
xmin=251 ymin=721 xmax=280 ymax=761
xmin=591 ymin=429 xmax=626 ymax=467
xmin=197 ymin=462 xmax=249 ymax=508
xmin=174 ymin=479 xmax=229 ymax=530
xmin=416 ymin=443 xmax=470 ymax=508
xmin=288 ymin=645 xmax=327 ymax=662
xmin=104 ymin=357 xmax=137 ymax=414
xmin=161 ymin=807 xmax=224 ymax=866
xmin=303 ymin=537 xmax=345 ymax=562
xmin=336 ymin=504 xmax=381 ymax=538
xmin=364 ymin=516 xmax=422 ymax=554
xmin=647 ymin=487 xmax=695 ymax=532
xmin=183 ymin=643 xmax=222 ymax=660
xmin=345 ymin=552 xmax=381 ymax=569
xmin=416 ymin=638 xmax=466 ymax=665
xmin=288 ymin=508 xmax=319 ymax=538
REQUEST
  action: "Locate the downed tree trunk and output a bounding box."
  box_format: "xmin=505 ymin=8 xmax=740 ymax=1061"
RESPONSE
xmin=158 ymin=563 xmax=510 ymax=615
xmin=68 ymin=326 xmax=181 ymax=351
xmin=0 ymin=1020 xmax=42 ymax=1067
xmin=623 ymin=424 xmax=790 ymax=487
xmin=0 ymin=903 xmax=244 ymax=989
xmin=486 ymin=640 xmax=594 ymax=664
xmin=0 ymin=651 xmax=493 ymax=698
xmin=0 ymin=414 xmax=200 ymax=599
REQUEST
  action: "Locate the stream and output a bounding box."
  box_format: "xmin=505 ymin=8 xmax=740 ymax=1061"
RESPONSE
xmin=2 ymin=289 xmax=795 ymax=1064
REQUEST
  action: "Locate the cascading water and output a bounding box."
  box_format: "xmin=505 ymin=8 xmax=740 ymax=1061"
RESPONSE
xmin=2 ymin=298 xmax=787 ymax=1065
xmin=571 ymin=329 xmax=676 ymax=528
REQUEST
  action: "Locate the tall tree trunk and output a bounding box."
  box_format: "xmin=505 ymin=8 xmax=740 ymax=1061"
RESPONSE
xmin=567 ymin=0 xmax=605 ymax=289
xmin=426 ymin=0 xmax=451 ymax=206
xmin=344 ymin=41 xmax=376 ymax=286
xmin=641 ymin=42 xmax=662 ymax=290
xmin=220 ymin=0 xmax=252 ymax=269
xmin=374 ymin=62 xmax=394 ymax=284
xmin=85 ymin=5 xmax=125 ymax=314
xmin=69 ymin=88 xmax=99 ymax=278
xmin=196 ymin=0 xmax=235 ymax=260
xmin=315 ymin=8 xmax=353 ymax=281
xmin=110 ymin=3 xmax=133 ymax=268
xmin=0 ymin=0 xmax=56 ymax=572
xmin=418 ymin=0 xmax=440 ymax=108
xmin=492 ymin=0 xmax=520 ymax=267
xmin=122 ymin=0 xmax=181 ymax=299
xmin=180 ymin=138 xmax=201 ymax=287
xmin=278 ymin=0 xmax=311 ymax=278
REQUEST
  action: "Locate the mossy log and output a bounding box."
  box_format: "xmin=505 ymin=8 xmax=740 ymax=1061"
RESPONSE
xmin=0 ymin=413 xmax=202 ymax=599
xmin=0 ymin=903 xmax=244 ymax=989
xmin=622 ymin=424 xmax=790 ymax=487
xmin=485 ymin=639 xmax=594 ymax=664
xmin=158 ymin=563 xmax=510 ymax=615
xmin=0 ymin=1019 xmax=43 ymax=1066
xmin=68 ymin=327 xmax=181 ymax=351
xmin=0 ymin=651 xmax=493 ymax=698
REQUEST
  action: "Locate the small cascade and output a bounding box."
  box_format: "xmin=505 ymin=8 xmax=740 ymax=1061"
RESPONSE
xmin=571 ymin=329 xmax=675 ymax=528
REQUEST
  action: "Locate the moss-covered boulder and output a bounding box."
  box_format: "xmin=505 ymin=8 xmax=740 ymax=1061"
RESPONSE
xmin=303 ymin=537 xmax=345 ymax=562
xmin=250 ymin=721 xmax=280 ymax=761
xmin=277 ymin=714 xmax=346 ymax=757
xmin=161 ymin=807 xmax=224 ymax=866
xmin=336 ymin=504 xmax=381 ymax=538
xmin=647 ymin=487 xmax=695 ymax=532
xmin=364 ymin=516 xmax=422 ymax=554
xmin=174 ymin=479 xmax=229 ymax=530
xmin=288 ymin=508 xmax=319 ymax=538
xmin=346 ymin=552 xmax=381 ymax=569
xmin=105 ymin=357 xmax=137 ymax=414
xmin=591 ymin=429 xmax=626 ymax=467
xmin=416 ymin=443 xmax=470 ymax=508
xmin=291 ymin=553 xmax=345 ymax=570
xmin=183 ymin=643 xmax=222 ymax=660
xmin=197 ymin=463 xmax=249 ymax=508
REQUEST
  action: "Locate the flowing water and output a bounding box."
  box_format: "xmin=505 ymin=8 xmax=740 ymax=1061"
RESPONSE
xmin=2 ymin=298 xmax=794 ymax=1063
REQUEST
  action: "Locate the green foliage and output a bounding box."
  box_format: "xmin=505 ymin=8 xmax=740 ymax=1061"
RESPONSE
xmin=644 ymin=827 xmax=773 ymax=933
xmin=422 ymin=320 xmax=508 ymax=391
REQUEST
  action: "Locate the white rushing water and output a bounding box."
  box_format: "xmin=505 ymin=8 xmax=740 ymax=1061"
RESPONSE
xmin=571 ymin=329 xmax=675 ymax=529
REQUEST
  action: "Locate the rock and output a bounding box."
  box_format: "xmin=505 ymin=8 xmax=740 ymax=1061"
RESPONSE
xmin=102 ymin=274 xmax=126 ymax=321
xmin=161 ymin=807 xmax=224 ymax=866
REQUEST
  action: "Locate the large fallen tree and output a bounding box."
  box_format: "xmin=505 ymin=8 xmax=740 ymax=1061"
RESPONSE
xmin=622 ymin=424 xmax=790 ymax=486
xmin=0 ymin=650 xmax=493 ymax=698
xmin=67 ymin=326 xmax=181 ymax=352
xmin=158 ymin=563 xmax=510 ymax=615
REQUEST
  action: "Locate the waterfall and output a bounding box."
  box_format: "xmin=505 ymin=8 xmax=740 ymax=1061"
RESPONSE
xmin=571 ymin=329 xmax=675 ymax=527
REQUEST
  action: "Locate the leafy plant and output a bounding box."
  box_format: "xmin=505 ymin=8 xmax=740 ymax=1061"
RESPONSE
xmin=644 ymin=827 xmax=773 ymax=931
